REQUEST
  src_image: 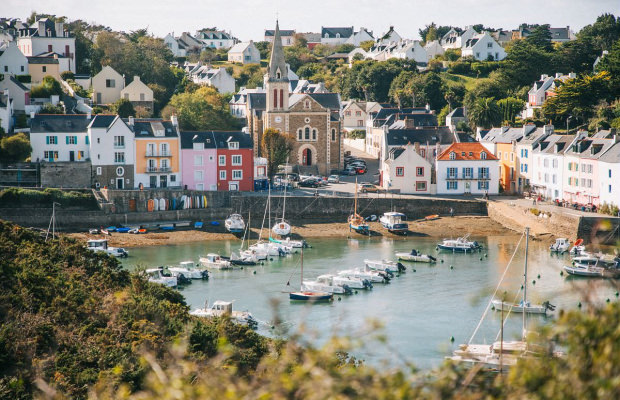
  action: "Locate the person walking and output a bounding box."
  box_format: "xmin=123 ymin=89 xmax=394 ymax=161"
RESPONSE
xmin=449 ymin=207 xmax=454 ymax=217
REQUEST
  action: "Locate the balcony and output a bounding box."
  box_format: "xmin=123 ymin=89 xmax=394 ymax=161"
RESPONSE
xmin=146 ymin=166 xmax=171 ymax=173
xmin=146 ymin=151 xmax=171 ymax=157
xmin=114 ymin=144 xmax=125 ymax=149
xmin=446 ymin=174 xmax=490 ymax=180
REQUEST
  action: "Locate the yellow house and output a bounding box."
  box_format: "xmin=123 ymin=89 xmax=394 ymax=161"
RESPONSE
xmin=131 ymin=117 xmax=181 ymax=188
xmin=28 ymin=55 xmax=61 ymax=85
xmin=496 ymin=141 xmax=517 ymax=193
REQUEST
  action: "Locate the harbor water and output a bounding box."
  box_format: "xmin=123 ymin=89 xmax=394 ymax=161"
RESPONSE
xmin=122 ymin=234 xmax=618 ymax=369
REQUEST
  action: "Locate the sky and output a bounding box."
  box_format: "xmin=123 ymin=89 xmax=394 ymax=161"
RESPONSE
xmin=4 ymin=0 xmax=620 ymax=41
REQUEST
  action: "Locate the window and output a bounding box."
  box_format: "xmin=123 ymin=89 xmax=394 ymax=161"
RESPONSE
xmin=478 ymin=181 xmax=489 ymax=190
xmin=420 ymin=149 xmax=426 ymax=158
xmin=524 ymin=164 xmax=528 ymax=173
xmin=480 ymin=151 xmax=487 ymax=160
xmin=416 ymin=181 xmax=427 ymax=191
xmin=232 ymin=170 xmax=242 ymax=179
xmin=463 ymin=167 xmax=473 ymax=178
xmin=475 ymin=52 xmax=480 ymax=58
xmin=140 ymin=93 xmax=145 ymax=101
xmin=46 ymin=136 xmax=58 ymax=145
xmin=219 ymin=170 xmax=226 ymax=180
xmin=312 ymin=129 xmax=317 ymax=140
xmin=21 ymin=65 xmax=24 ymax=72
xmin=357 ymin=120 xmax=364 ymax=127
xmin=609 ymin=169 xmax=612 ymax=178
xmin=345 ymin=111 xmax=351 ymax=116
xmin=544 ymin=173 xmax=549 ymax=183
xmin=416 ymin=167 xmax=424 ymax=176
xmin=114 ymin=152 xmax=125 ymax=164
xmin=447 ymin=167 xmax=457 ymax=178
xmin=447 ymin=181 xmax=458 ymax=190
xmin=218 ymin=155 xmax=226 ymax=166
xmin=449 ymin=151 xmax=456 ymax=160
xmin=510 ymin=153 xmax=514 ymax=162
xmin=552 ymin=159 xmax=558 ymax=168
xmin=160 ymin=159 xmax=169 ymax=170
xmin=396 ymin=167 xmax=404 ymax=177
xmin=66 ymin=136 xmax=77 ymax=144
xmin=3 ymin=66 xmax=6 ymax=72
xmin=42 ymin=66 xmax=46 ymax=73
xmin=232 ymin=155 xmax=242 ymax=165
xmin=478 ymin=167 xmax=489 ymax=178
xmin=96 ymin=167 xmax=102 ymax=175
xmin=587 ymin=164 xmax=593 ymax=173
xmin=48 ymin=44 xmax=53 ymax=52
xmin=355 ymin=111 xmax=362 ymax=116
xmin=106 ymin=79 xmax=115 ymax=88
xmin=544 ymin=159 xmax=549 ymax=168
xmin=487 ymin=42 xmax=493 ymax=48
xmin=609 ymin=185 xmax=612 ymax=193
xmin=193 ymin=142 xmax=204 ymax=150
xmin=194 ymin=170 xmax=203 ymax=181
xmin=85 ymin=136 xmax=89 ymax=145
xmin=504 ymin=152 xmax=508 ymax=160
xmin=304 ymin=100 xmax=311 ymax=109
xmin=116 ymin=167 xmax=124 ymax=176
xmin=114 ymin=136 xmax=125 ymax=148
xmin=331 ymin=129 xmax=336 ymax=141
xmin=44 ymin=151 xmax=58 ymax=160
xmin=461 ymin=152 xmax=466 ymax=156
xmin=194 ymin=155 xmax=203 ymax=166
xmin=305 ymin=127 xmax=310 ymax=140
xmin=552 ymin=175 xmax=557 ymax=184
xmin=160 ymin=143 xmax=169 ymax=156
xmin=297 ymin=129 xmax=302 ymax=140
xmin=228 ymin=141 xmax=239 ymax=149
xmin=498 ymin=152 xmax=502 ymax=160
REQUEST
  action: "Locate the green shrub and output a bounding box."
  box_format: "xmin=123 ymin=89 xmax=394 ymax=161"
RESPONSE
xmin=530 ymin=208 xmax=541 ymax=216
xmin=0 ymin=187 xmax=97 ymax=208
xmin=16 ymin=74 xmax=31 ymax=84
xmin=30 ymin=76 xmax=63 ymax=98
xmin=60 ymin=71 xmax=75 ymax=81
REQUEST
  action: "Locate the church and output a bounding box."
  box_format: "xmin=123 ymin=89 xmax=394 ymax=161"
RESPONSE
xmin=246 ymin=22 xmax=342 ymax=175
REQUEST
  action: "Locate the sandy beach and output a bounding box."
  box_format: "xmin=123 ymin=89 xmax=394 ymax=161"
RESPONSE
xmin=67 ymin=215 xmax=516 ymax=248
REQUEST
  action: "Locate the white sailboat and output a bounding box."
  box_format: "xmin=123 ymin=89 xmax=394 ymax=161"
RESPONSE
xmin=272 ymin=173 xmax=291 ymax=236
xmin=225 ymin=213 xmax=245 ymax=234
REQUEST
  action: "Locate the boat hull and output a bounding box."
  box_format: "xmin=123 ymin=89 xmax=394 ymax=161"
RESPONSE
xmin=437 ymin=244 xmax=480 ymax=252
xmin=396 ymin=253 xmax=436 ymax=263
xmin=289 ymin=291 xmax=333 ymax=301
xmin=491 ymin=299 xmax=548 ymax=314
xmin=563 ymin=265 xmax=603 ymax=277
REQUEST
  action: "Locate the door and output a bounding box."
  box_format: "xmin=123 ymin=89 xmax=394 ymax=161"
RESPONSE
xmin=128 ymin=199 xmax=137 ymax=211
xmin=228 ymin=182 xmax=239 ymax=191
xmin=149 ymin=176 xmax=157 ymax=188
xmin=160 ymin=175 xmax=167 ymax=188
xmin=96 ymin=92 xmax=101 ymax=104
xmin=116 ymin=178 xmax=124 ymax=189
xmin=69 ymin=151 xmax=75 ymax=161
xmin=302 ymin=148 xmax=312 ymax=166
xmin=464 ymin=182 xmax=471 ymax=194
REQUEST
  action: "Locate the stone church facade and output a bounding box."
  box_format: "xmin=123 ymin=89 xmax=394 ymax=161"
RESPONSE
xmin=246 ymin=22 xmax=342 ymax=175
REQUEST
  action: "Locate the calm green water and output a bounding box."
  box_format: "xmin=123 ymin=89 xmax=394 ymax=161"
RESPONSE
xmin=121 ymin=235 xmax=618 ymax=369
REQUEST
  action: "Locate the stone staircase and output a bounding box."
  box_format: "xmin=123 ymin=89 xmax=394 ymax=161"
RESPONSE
xmin=296 ymin=165 xmax=320 ymax=176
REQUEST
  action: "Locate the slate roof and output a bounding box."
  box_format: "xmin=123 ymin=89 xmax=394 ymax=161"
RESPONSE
xmin=228 ymin=42 xmax=252 ymax=53
xmin=88 ymin=114 xmax=118 ymax=129
xmin=28 ymin=56 xmax=58 ymax=64
xmin=247 ymin=92 xmax=340 ymax=111
xmin=534 ymin=134 xmax=576 ymax=154
xmin=197 ymin=30 xmax=233 ymax=40
xmin=599 ymin=141 xmax=620 ymax=163
xmin=447 ymin=107 xmax=465 ymax=118
xmin=34 ymin=51 xmax=68 ymax=59
xmin=483 ymin=125 xmax=537 ymax=143
xmin=211 ymin=131 xmax=253 ymax=149
xmin=321 ymin=27 xmax=353 ymax=38
xmin=592 ymin=129 xmax=616 ymax=139
xmin=4 ymin=75 xmax=29 ymax=91
xmin=388 ymin=113 xmax=438 ymax=129
xmin=248 ymin=93 xmax=266 ymax=110
xmin=128 ymin=119 xmax=178 ymax=138
xmin=265 ymin=29 xmax=295 ymax=37
xmin=385 ymin=127 xmax=455 ymax=147
xmin=437 ymin=142 xmax=498 ymax=161
xmin=549 ymin=27 xmax=570 ymax=40
xmin=180 ymin=131 xmax=217 ymax=149
xmin=564 ymin=138 xmax=616 ymax=159
xmin=30 ymin=114 xmax=91 ymax=133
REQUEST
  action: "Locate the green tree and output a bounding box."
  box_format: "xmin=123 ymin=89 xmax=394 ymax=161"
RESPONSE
xmin=30 ymin=76 xmax=63 ymax=98
xmin=39 ymin=103 xmax=65 ymax=114
xmin=425 ymin=23 xmax=438 ymax=43
xmin=113 ymin=98 xmax=136 ymax=118
xmin=0 ymin=133 xmax=31 ymax=162
xmin=162 ymin=86 xmax=238 ymax=131
xmin=437 ymin=104 xmax=451 ymax=125
xmin=526 ymin=24 xmax=552 ymax=51
xmin=469 ymin=97 xmax=502 ymax=129
xmin=261 ymin=128 xmax=293 ymax=178
xmin=578 ymin=13 xmax=620 ymax=52
xmin=596 ymin=39 xmax=620 ymax=95
xmin=498 ymin=97 xmax=526 ymax=123
xmin=360 ymin=40 xmax=374 ymax=52
xmin=496 ymin=40 xmax=554 ymax=90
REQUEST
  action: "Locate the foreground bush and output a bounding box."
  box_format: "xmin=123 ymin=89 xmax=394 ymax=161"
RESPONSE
xmin=0 ymin=188 xmax=97 ymax=209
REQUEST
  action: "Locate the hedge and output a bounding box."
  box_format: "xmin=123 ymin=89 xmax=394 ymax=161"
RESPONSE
xmin=0 ymin=187 xmax=97 ymax=209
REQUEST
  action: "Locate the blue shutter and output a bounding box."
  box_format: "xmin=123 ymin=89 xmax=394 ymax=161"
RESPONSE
xmin=86 ymin=136 xmax=89 ymax=145
xmin=66 ymin=136 xmax=69 ymax=144
xmin=74 ymin=136 xmax=77 ymax=144
xmin=46 ymin=136 xmax=49 ymax=144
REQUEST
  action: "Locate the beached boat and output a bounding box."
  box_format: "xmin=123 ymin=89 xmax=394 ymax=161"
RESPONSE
xmin=550 ymin=238 xmax=570 ymax=253
xmin=302 ymin=275 xmax=353 ymax=295
xmin=364 ymin=259 xmax=406 ymax=274
xmin=424 ymin=214 xmax=439 ymax=221
xmin=437 ymin=235 xmax=481 ymax=253
xmin=289 ymin=248 xmax=333 ymax=302
xmin=199 ymin=253 xmax=233 ymax=270
xmin=348 ymin=178 xmax=369 ymax=235
xmin=190 ymin=300 xmax=257 ymax=329
xmin=225 ymin=214 xmax=246 ymax=234
xmin=145 ymin=267 xmax=177 ymax=287
xmin=396 ymin=249 xmax=437 ymax=263
xmin=169 ymin=261 xmax=208 ymax=280
xmin=379 ymin=212 xmax=408 ymax=234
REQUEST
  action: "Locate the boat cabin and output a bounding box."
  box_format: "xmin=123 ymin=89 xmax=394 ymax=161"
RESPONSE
xmin=383 ymin=212 xmax=407 ymax=223
xmin=87 ymin=239 xmax=109 ymax=251
xmin=179 ymin=261 xmax=196 ymax=269
xmin=211 ymin=301 xmax=233 ymax=316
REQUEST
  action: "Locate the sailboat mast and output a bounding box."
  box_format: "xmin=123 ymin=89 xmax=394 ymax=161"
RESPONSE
xmin=523 ymin=227 xmax=530 ymax=340
xmin=282 ymin=168 xmax=287 ymax=221
xmin=354 ymin=178 xmax=358 ymax=215
xmin=300 ymin=247 xmax=304 ymax=289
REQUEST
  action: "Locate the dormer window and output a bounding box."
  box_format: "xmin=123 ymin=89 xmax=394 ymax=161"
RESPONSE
xmin=228 ymin=141 xmax=239 ymax=150
xmin=461 ymin=151 xmax=466 ymax=156
xmin=449 ymin=151 xmax=456 ymax=160
xmin=481 ymin=151 xmax=487 ymax=159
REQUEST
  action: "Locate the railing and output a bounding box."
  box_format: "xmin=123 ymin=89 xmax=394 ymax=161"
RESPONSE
xmin=114 ymin=144 xmax=125 ymax=149
xmin=146 ymin=166 xmax=171 ymax=173
xmin=145 ymin=151 xmax=171 ymax=157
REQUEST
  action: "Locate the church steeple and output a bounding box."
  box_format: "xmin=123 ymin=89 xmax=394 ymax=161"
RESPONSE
xmin=268 ymin=20 xmax=289 ymax=82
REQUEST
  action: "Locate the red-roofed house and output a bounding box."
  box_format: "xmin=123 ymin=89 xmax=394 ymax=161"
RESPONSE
xmin=436 ymin=142 xmax=499 ymax=195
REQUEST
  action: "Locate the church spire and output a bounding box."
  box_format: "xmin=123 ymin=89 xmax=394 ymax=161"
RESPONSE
xmin=268 ymin=20 xmax=289 ymax=82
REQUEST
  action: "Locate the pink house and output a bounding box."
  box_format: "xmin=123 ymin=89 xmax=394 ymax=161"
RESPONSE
xmin=180 ymin=131 xmax=218 ymax=191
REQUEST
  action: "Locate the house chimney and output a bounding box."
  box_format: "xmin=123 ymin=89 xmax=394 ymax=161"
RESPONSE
xmin=540 ymin=74 xmax=548 ymax=80
xmin=38 ymin=20 xmax=46 ymax=36
xmin=30 ymin=111 xmax=35 ymax=119
xmin=54 ymin=22 xmax=64 ymax=36
xmin=128 ymin=116 xmax=134 ymax=126
xmin=171 ymin=115 xmax=178 ymax=127
xmin=543 ymin=124 xmax=554 ymax=136
xmin=425 ymin=103 xmax=430 ymax=112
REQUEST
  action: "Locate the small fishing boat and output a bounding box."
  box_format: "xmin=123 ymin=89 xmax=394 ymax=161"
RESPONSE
xmin=145 ymin=267 xmax=177 ymax=287
xmin=569 ymin=239 xmax=586 ymax=256
xmin=289 ymin=248 xmax=333 ymax=302
xmin=396 ymin=249 xmax=437 ymax=263
xmin=225 ymin=214 xmax=246 ymax=234
xmin=270 ymin=236 xmax=308 ymax=248
xmin=331 ymin=274 xmax=373 ymax=290
xmin=550 ymin=238 xmax=570 ymax=253
xmin=437 ymin=235 xmax=481 ymax=252
xmin=424 ymin=214 xmax=439 ymax=221
xmin=364 ymin=259 xmax=406 ymax=274
xmin=348 ymin=178 xmax=370 ymax=235
xmin=379 ymin=212 xmax=409 ymax=234
xmin=190 ymin=300 xmax=257 ymax=329
xmin=337 ymin=268 xmax=391 ymax=283
xmin=241 ymin=248 xmax=267 ymax=261
xmin=302 ymin=275 xmax=353 ymax=295
xmin=169 ymin=261 xmax=208 ymax=280
xmin=228 ymin=252 xmax=257 ymax=266
xmin=563 ymin=255 xmax=619 ymax=277
xmin=491 ymin=299 xmax=555 ymax=315
xmin=250 ymin=241 xmax=285 ymax=257
xmin=86 ymin=239 xmax=128 ymax=257
xmin=116 ymin=227 xmax=130 ymax=233
xmin=199 ymin=253 xmax=233 ymax=270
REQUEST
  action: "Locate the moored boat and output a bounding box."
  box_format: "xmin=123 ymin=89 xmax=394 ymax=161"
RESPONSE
xmin=302 ymin=275 xmax=352 ymax=294
xmin=437 ymin=235 xmax=481 ymax=252
xmin=168 ymin=261 xmax=208 ymax=280
xmin=491 ymin=299 xmax=554 ymax=315
xmin=337 ymin=268 xmax=391 ymax=283
xmin=199 ymin=253 xmax=233 ymax=269
xmin=145 ymin=267 xmax=177 ymax=287
xmin=289 ymin=248 xmax=333 ymax=302
xmin=349 ymin=178 xmax=369 ymax=235
xmin=364 ymin=259 xmax=406 ymax=274
xmin=225 ymin=214 xmax=245 ymax=234
xmin=550 ymin=238 xmax=570 ymax=253
xmin=396 ymin=249 xmax=436 ymax=263
xmin=190 ymin=300 xmax=257 ymax=329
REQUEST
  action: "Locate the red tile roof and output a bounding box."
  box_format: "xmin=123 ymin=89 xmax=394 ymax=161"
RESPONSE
xmin=437 ymin=142 xmax=497 ymax=161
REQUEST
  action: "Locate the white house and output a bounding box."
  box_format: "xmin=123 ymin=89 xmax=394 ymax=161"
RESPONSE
xmin=441 ymin=26 xmax=476 ymax=50
xmin=191 ymin=66 xmax=235 ymax=93
xmin=461 ymin=32 xmax=506 ymax=61
xmin=0 ymin=41 xmax=28 ymax=75
xmin=530 ymin=133 xmax=581 ymax=201
xmin=229 ymin=86 xmax=264 ymax=119
xmin=30 ymin=114 xmax=92 ymax=162
xmin=17 ymin=18 xmax=76 ymax=73
xmin=227 ymin=41 xmax=260 ymax=64
xmin=390 ymin=40 xmax=428 ymax=64
xmin=515 ymin=125 xmax=554 ymax=192
xmin=120 ymin=76 xmax=154 ymax=114
xmin=599 ymin=140 xmax=620 ymax=210
xmin=321 ymin=27 xmax=354 ymax=45
xmin=345 ymin=28 xmax=374 ymax=46
xmin=92 ymin=65 xmax=125 ymax=105
xmin=381 ymin=143 xmax=434 ymax=194
xmin=0 ymin=90 xmax=13 ymax=133
xmin=445 ymin=107 xmax=466 ymax=132
xmin=375 ymin=26 xmax=402 ymax=46
xmin=424 ymin=40 xmax=444 ymax=60
xmin=196 ymin=30 xmax=236 ymax=49
xmin=264 ymin=28 xmax=296 ymax=46
xmin=88 ymin=114 xmax=136 ymax=189
xmin=522 ymin=73 xmax=575 ymax=118
xmin=0 ymin=75 xmax=29 ymax=112
xmin=164 ymin=33 xmax=186 ymax=58
xmin=436 ymin=142 xmax=499 ymax=195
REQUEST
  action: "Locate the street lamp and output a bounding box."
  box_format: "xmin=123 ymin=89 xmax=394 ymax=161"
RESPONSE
xmin=566 ymin=115 xmax=573 ymax=133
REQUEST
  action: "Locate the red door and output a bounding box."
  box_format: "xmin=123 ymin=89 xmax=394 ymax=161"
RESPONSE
xmin=302 ymin=148 xmax=312 ymax=166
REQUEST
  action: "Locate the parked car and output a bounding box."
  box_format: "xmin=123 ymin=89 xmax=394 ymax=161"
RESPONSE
xmin=359 ymin=183 xmax=383 ymax=193
xmin=327 ymin=175 xmax=340 ymax=183
xmin=355 ymin=166 xmax=367 ymax=174
xmin=341 ymin=168 xmax=357 ymax=175
xmin=299 ymin=178 xmax=320 ymax=188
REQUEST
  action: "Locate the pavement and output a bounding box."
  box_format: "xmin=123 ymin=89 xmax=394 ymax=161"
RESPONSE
xmin=494 ymin=196 xmax=620 ymax=220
